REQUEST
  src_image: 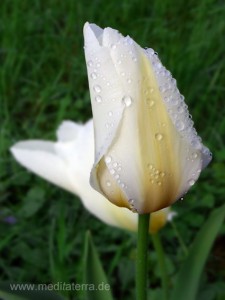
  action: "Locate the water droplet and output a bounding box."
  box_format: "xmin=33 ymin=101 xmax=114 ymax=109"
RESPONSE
xmin=121 ymin=183 xmax=125 ymax=188
xmin=117 ymin=60 xmax=122 ymax=65
xmin=160 ymin=172 xmax=165 ymax=177
xmin=111 ymin=44 xmax=116 ymax=49
xmin=87 ymin=60 xmax=93 ymax=67
xmin=188 ymin=179 xmax=195 ymax=186
xmin=95 ymin=95 xmax=102 ymax=103
xmin=108 ymin=111 xmax=113 ymax=117
xmin=122 ymin=96 xmax=133 ymax=107
xmin=96 ymin=63 xmax=101 ymax=68
xmin=93 ymin=85 xmax=101 ymax=93
xmin=156 ymin=62 xmax=162 ymax=69
xmin=132 ymin=56 xmax=137 ymax=62
xmin=117 ymin=167 xmax=122 ymax=172
xmin=127 ymin=78 xmax=132 ymax=84
xmin=155 ymin=133 xmax=164 ymax=141
xmin=110 ymin=169 xmax=115 ymax=175
xmin=148 ymin=164 xmax=153 ymax=169
xmin=155 ymin=170 xmax=159 ymax=175
xmin=129 ymin=199 xmax=134 ymax=205
xmin=177 ymin=106 xmax=184 ymax=113
xmin=151 ymin=179 xmax=154 ymax=184
xmin=105 ymin=156 xmax=112 ymax=164
xmin=157 ymin=181 xmax=162 ymax=186
xmin=180 ymin=197 xmax=184 ymax=201
xmin=192 ymin=153 xmax=198 ymax=159
xmin=113 ymin=162 xmax=118 ymax=167
xmin=121 ymin=72 xmax=125 ymax=76
xmin=147 ymin=99 xmax=155 ymax=107
xmin=150 ymin=88 xmax=154 ymax=93
xmin=90 ymin=72 xmax=97 ymax=79
xmin=106 ymin=180 xmax=111 ymax=187
xmin=176 ymin=120 xmax=185 ymax=131
xmin=115 ymin=174 xmax=120 ymax=179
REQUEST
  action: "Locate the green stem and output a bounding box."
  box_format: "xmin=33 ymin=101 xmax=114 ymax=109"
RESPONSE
xmin=152 ymin=233 xmax=169 ymax=300
xmin=136 ymin=213 xmax=150 ymax=300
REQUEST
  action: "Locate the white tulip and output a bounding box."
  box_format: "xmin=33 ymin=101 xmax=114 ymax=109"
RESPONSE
xmin=10 ymin=120 xmax=173 ymax=233
xmin=83 ymin=22 xmax=212 ymax=214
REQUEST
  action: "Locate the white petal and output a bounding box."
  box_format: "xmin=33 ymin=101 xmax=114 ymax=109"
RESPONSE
xmin=57 ymin=121 xmax=83 ymax=142
xmin=84 ymin=23 xmax=125 ymax=165
xmin=10 ymin=141 xmax=77 ymax=193
xmin=84 ymin=23 xmax=212 ymax=213
xmin=55 ymin=119 xmax=95 ymax=192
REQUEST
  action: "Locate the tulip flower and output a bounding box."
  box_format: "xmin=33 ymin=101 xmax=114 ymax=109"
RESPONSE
xmin=83 ymin=23 xmax=212 ymax=214
xmin=10 ymin=120 xmax=173 ymax=233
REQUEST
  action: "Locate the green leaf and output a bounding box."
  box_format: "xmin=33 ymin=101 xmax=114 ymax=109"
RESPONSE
xmin=171 ymin=203 xmax=225 ymax=300
xmin=19 ymin=187 xmax=46 ymax=218
xmin=0 ymin=282 xmax=65 ymax=300
xmin=83 ymin=231 xmax=114 ymax=300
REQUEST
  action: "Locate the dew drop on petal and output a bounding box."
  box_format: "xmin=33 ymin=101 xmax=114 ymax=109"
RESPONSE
xmin=87 ymin=60 xmax=93 ymax=67
xmin=95 ymin=96 xmax=102 ymax=103
xmin=90 ymin=72 xmax=97 ymax=79
xmin=93 ymin=85 xmax=101 ymax=93
xmin=192 ymin=152 xmax=198 ymax=159
xmin=108 ymin=111 xmax=113 ymax=117
xmin=175 ymin=120 xmax=185 ymax=131
xmin=147 ymin=99 xmax=155 ymax=107
xmin=110 ymin=169 xmax=115 ymax=175
xmin=105 ymin=156 xmax=112 ymax=164
xmin=188 ymin=179 xmax=195 ymax=186
xmin=95 ymin=95 xmax=102 ymax=103
xmin=129 ymin=199 xmax=134 ymax=205
xmin=106 ymin=180 xmax=111 ymax=187
xmin=155 ymin=133 xmax=164 ymax=141
xmin=122 ymin=96 xmax=133 ymax=107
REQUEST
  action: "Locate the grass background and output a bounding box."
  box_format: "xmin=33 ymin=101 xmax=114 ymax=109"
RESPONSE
xmin=0 ymin=0 xmax=225 ymax=299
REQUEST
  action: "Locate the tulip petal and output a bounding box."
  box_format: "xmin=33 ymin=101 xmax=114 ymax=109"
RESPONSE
xmin=57 ymin=120 xmax=83 ymax=142
xmin=84 ymin=23 xmax=212 ymax=214
xmin=11 ymin=118 xmax=173 ymax=233
xmin=10 ymin=141 xmax=77 ymax=194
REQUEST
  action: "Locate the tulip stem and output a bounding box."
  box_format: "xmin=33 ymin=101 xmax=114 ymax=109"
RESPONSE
xmin=152 ymin=232 xmax=169 ymax=300
xmin=136 ymin=213 xmax=150 ymax=300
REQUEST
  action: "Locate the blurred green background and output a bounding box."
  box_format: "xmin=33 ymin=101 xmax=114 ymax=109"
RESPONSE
xmin=0 ymin=0 xmax=225 ymax=299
